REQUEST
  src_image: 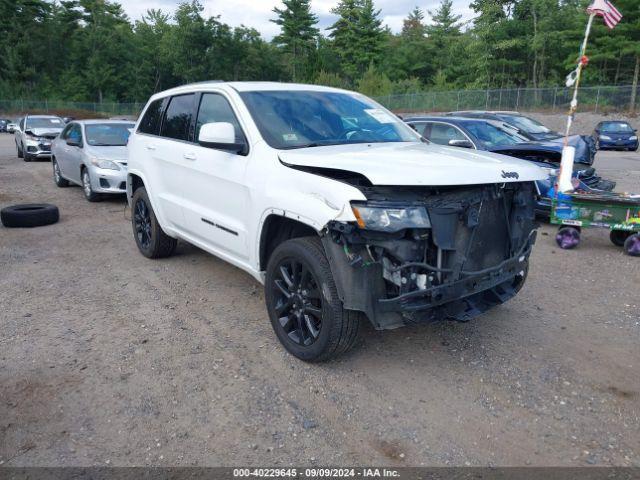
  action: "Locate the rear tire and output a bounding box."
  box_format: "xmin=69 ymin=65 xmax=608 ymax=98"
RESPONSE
xmin=610 ymin=230 xmax=631 ymax=247
xmin=131 ymin=186 xmax=177 ymax=259
xmin=265 ymin=236 xmax=362 ymax=362
xmin=52 ymin=158 xmax=69 ymax=187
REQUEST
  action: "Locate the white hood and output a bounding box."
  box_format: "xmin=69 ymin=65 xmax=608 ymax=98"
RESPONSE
xmin=279 ymin=142 xmax=547 ymax=186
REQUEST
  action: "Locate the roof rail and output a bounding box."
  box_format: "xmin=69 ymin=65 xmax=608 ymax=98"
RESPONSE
xmin=182 ymin=80 xmax=224 ymax=87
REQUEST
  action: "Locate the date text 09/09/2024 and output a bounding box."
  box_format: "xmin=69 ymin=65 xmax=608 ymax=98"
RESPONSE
xmin=232 ymin=468 xmax=400 ymax=478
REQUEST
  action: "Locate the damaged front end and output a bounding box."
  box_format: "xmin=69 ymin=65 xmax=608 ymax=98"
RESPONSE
xmin=322 ymin=182 xmax=538 ymax=329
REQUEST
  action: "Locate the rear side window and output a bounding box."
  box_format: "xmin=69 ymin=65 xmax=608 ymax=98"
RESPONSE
xmin=138 ymin=99 xmax=163 ymax=135
xmin=160 ymin=94 xmax=195 ymax=141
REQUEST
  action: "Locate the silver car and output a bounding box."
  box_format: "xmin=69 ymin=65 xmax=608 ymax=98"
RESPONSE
xmin=15 ymin=115 xmax=65 ymax=161
xmin=51 ymin=120 xmax=134 ymax=201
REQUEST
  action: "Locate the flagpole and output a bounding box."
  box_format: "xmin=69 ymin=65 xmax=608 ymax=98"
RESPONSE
xmin=563 ymin=12 xmax=595 ymax=146
xmin=555 ymin=12 xmax=596 ymax=193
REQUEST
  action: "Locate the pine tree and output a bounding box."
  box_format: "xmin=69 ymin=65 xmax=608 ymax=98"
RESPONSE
xmin=402 ymin=7 xmax=426 ymax=39
xmin=427 ymin=0 xmax=462 ymax=37
xmin=328 ymin=0 xmax=384 ymax=81
xmin=271 ymin=0 xmax=319 ymax=81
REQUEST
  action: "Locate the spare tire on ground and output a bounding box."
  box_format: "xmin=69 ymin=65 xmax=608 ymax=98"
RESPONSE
xmin=1 ymin=204 xmax=59 ymax=228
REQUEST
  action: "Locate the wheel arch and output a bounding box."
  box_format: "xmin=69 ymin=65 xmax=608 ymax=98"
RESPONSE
xmin=258 ymin=214 xmax=320 ymax=272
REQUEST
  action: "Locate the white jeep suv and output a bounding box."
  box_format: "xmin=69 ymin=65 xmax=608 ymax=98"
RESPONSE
xmin=127 ymin=82 xmax=546 ymax=361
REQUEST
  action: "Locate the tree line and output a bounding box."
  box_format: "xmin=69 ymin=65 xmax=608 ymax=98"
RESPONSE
xmin=0 ymin=0 xmax=637 ymax=103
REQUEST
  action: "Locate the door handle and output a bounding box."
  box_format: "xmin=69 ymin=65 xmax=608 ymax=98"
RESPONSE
xmin=146 ymin=144 xmax=156 ymax=151
xmin=183 ymin=153 xmax=196 ymax=160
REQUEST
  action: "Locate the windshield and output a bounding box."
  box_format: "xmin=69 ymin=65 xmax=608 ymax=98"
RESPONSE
xmin=27 ymin=117 xmax=65 ymax=129
xmin=240 ymin=90 xmax=418 ymax=149
xmin=85 ymin=123 xmax=135 ymax=146
xmin=499 ymin=115 xmax=550 ymax=134
xmin=601 ymin=122 xmax=633 ymax=133
xmin=465 ymin=122 xmax=524 ymax=148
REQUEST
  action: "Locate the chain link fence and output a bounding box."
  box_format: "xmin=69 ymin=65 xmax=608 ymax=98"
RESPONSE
xmin=376 ymin=85 xmax=638 ymax=114
xmin=0 ymin=85 xmax=637 ymax=118
xmin=0 ymin=100 xmax=144 ymax=118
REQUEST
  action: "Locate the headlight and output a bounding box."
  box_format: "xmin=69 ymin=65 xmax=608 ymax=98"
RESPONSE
xmin=599 ymin=135 xmax=611 ymax=141
xmin=351 ymin=204 xmax=431 ymax=232
xmin=91 ymin=158 xmax=120 ymax=170
xmin=630 ymin=135 xmax=638 ymax=141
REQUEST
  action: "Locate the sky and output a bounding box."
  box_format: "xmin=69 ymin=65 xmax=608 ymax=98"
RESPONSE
xmin=117 ymin=0 xmax=476 ymax=38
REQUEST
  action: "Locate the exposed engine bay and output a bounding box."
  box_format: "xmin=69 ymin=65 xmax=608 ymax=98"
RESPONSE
xmin=321 ymin=182 xmax=538 ymax=329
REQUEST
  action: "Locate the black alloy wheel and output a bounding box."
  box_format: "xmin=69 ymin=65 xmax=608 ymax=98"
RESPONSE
xmin=271 ymin=257 xmax=323 ymax=346
xmin=265 ymin=237 xmax=362 ymax=362
xmin=134 ymin=197 xmax=153 ymax=250
xmin=130 ymin=186 xmax=177 ymax=259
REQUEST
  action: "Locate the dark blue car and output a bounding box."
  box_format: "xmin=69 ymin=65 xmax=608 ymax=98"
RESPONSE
xmin=593 ymin=121 xmax=638 ymax=151
xmin=447 ymin=110 xmax=597 ymax=165
xmin=405 ymin=116 xmax=615 ymax=217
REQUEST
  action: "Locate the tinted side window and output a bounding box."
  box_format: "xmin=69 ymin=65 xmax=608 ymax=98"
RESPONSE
xmin=410 ymin=122 xmax=428 ymax=137
xmin=429 ymin=123 xmax=466 ymax=145
xmin=195 ymin=93 xmax=244 ymax=143
xmin=160 ymin=94 xmax=195 ymax=141
xmin=69 ymin=124 xmax=82 ymax=143
xmin=60 ymin=124 xmax=73 ymax=139
xmin=138 ymin=99 xmax=164 ymax=135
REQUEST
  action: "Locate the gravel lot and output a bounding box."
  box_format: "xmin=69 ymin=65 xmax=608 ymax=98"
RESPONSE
xmin=0 ymin=131 xmax=639 ymax=467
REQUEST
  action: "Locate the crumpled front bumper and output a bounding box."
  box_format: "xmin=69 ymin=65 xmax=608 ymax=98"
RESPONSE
xmin=377 ymin=242 xmax=532 ymax=319
xmin=323 ymin=182 xmax=539 ymax=330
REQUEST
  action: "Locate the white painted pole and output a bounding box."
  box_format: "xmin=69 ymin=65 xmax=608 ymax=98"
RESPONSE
xmin=557 ymin=13 xmax=596 ymax=193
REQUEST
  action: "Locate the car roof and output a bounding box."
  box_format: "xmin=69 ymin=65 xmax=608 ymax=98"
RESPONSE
xmin=449 ymin=110 xmax=521 ymax=116
xmin=75 ymin=119 xmax=135 ymax=125
xmin=25 ymin=114 xmax=63 ymax=118
xmin=599 ymin=120 xmax=631 ymax=124
xmin=150 ymin=81 xmax=352 ymax=101
xmin=406 ymin=116 xmax=494 ymax=124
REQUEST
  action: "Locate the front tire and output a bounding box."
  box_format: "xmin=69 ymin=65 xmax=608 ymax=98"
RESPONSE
xmin=265 ymin=237 xmax=361 ymax=362
xmin=52 ymin=158 xmax=69 ymax=187
xmin=16 ymin=141 xmax=23 ymax=159
xmin=131 ymin=186 xmax=177 ymax=259
xmin=81 ymin=168 xmax=101 ymax=202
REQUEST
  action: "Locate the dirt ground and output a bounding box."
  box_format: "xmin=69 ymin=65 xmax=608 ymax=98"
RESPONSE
xmin=0 ymin=130 xmax=639 ymax=467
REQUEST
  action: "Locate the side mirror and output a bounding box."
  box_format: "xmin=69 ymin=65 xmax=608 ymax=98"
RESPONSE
xmin=66 ymin=138 xmax=81 ymax=147
xmin=198 ymin=122 xmax=246 ymax=154
xmin=24 ymin=129 xmax=34 ymax=136
xmin=448 ymin=139 xmax=473 ymax=149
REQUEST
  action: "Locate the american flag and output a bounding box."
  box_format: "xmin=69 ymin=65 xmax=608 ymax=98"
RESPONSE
xmin=587 ymin=0 xmax=623 ymax=29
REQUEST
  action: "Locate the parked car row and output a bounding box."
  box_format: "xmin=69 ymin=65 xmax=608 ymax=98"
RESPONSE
xmin=403 ymin=112 xmax=620 ymax=218
xmin=6 ymin=83 xmax=631 ymax=362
